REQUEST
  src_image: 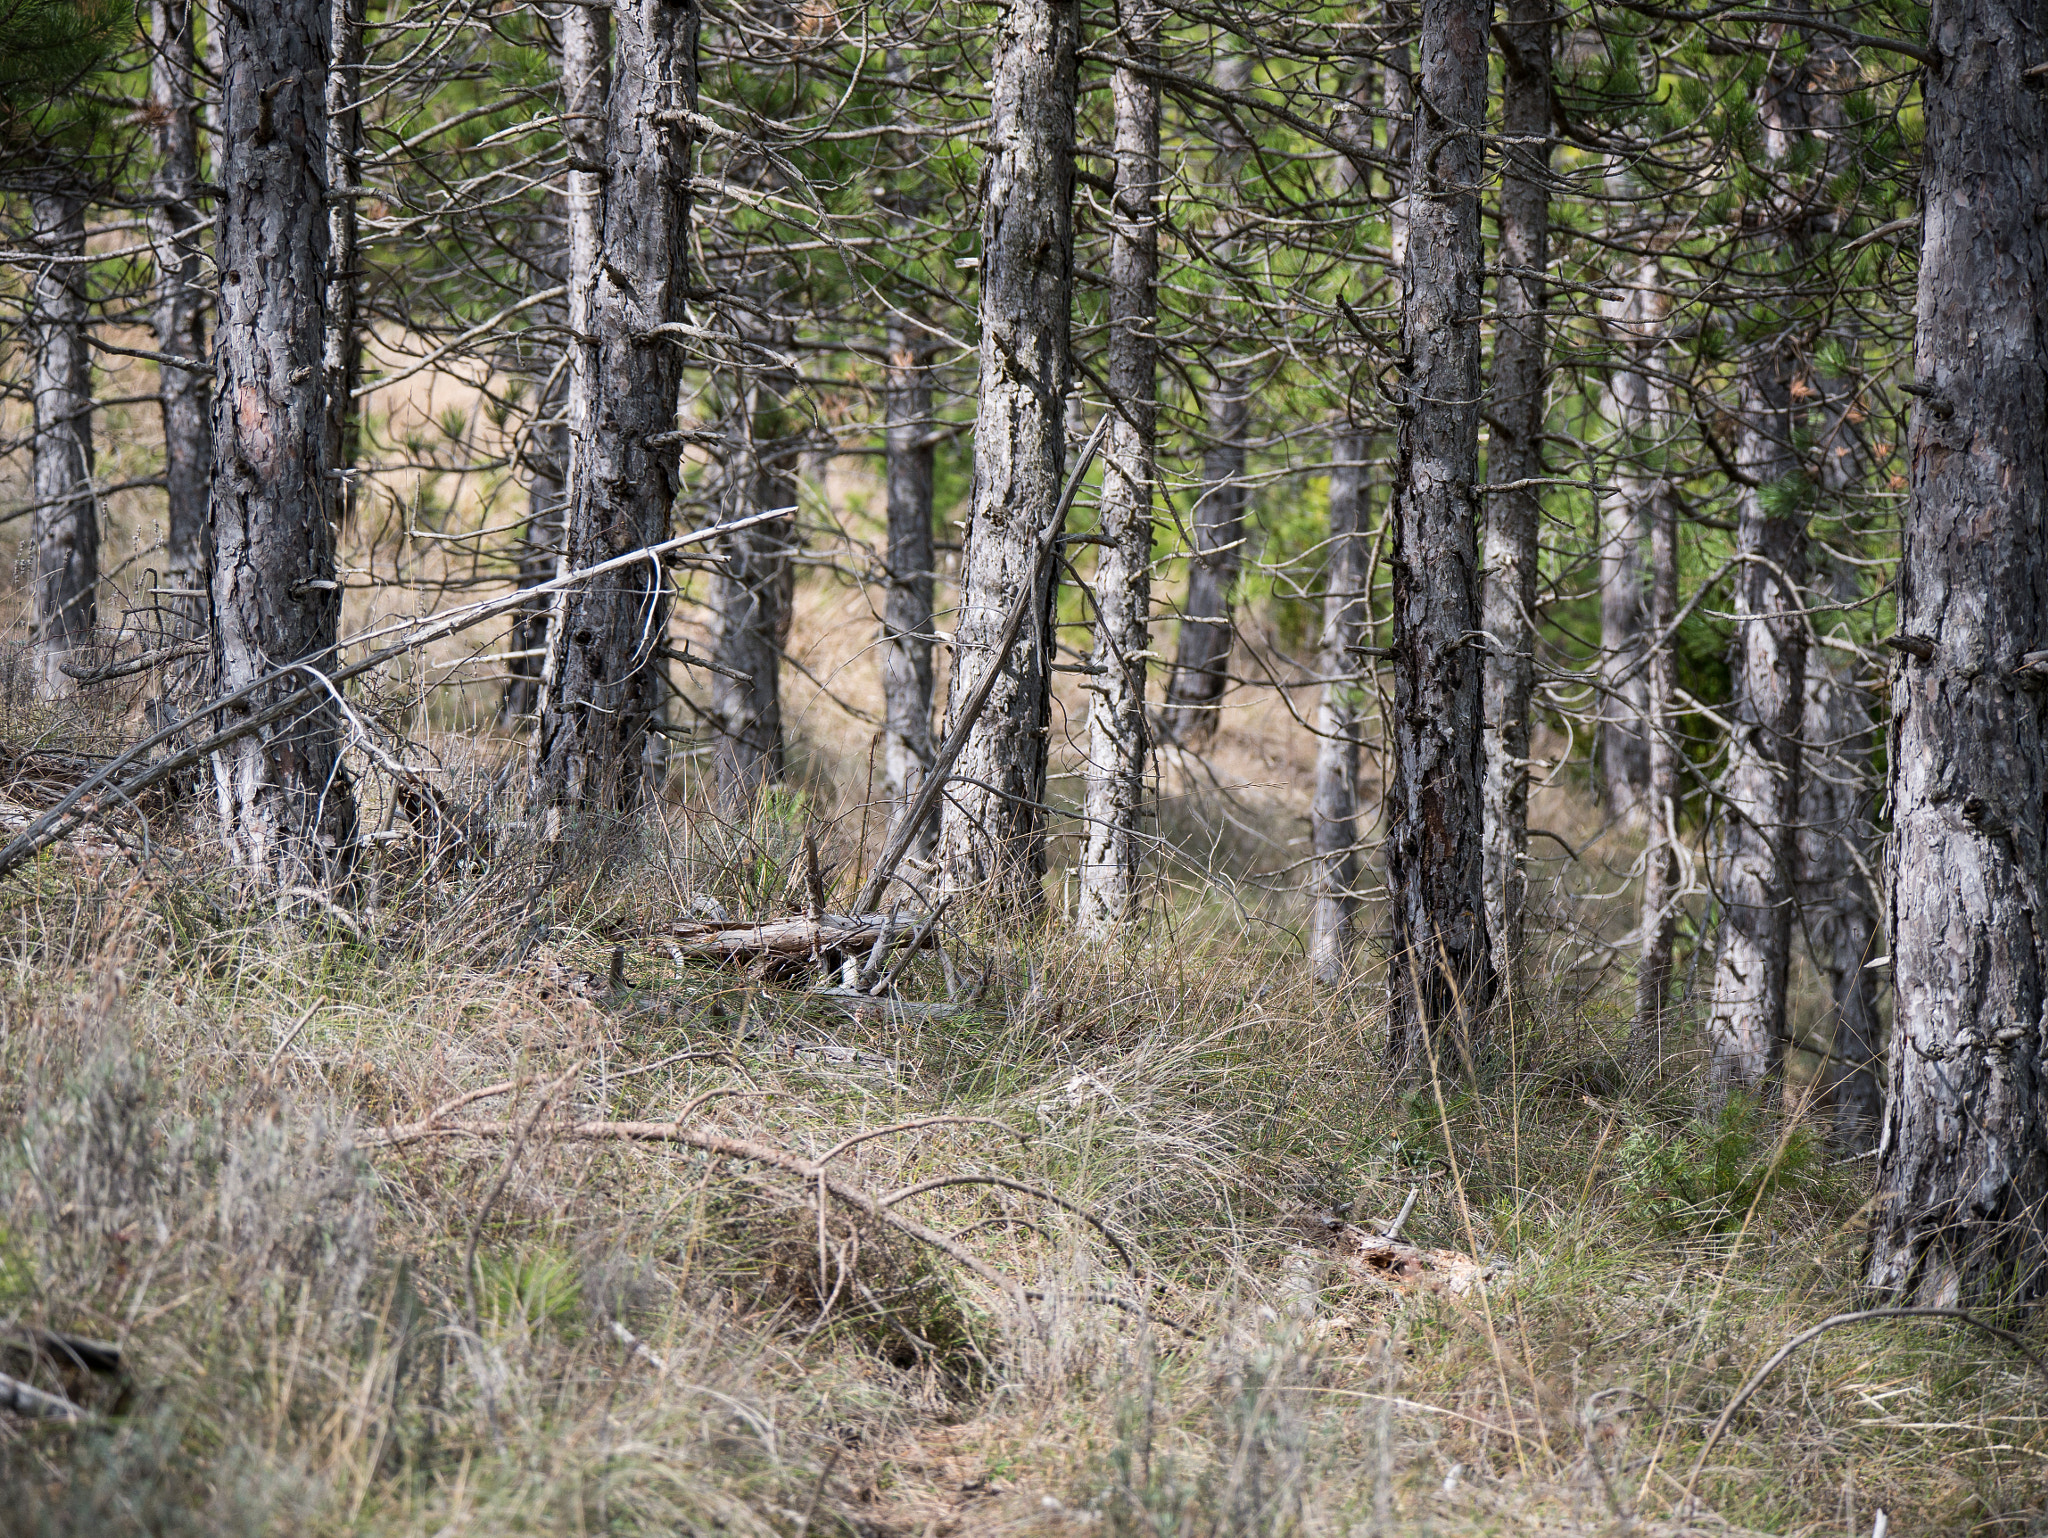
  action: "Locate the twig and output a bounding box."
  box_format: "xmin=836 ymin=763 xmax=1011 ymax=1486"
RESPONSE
xmin=1381 ymin=1186 xmax=1420 ymax=1242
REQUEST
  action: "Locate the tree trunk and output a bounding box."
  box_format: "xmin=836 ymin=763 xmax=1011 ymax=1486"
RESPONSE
xmin=29 ymin=189 xmax=95 ymax=697
xmin=149 ymin=0 xmax=211 ymax=639
xmin=710 ymin=360 xmax=798 ymax=810
xmin=1075 ymin=0 xmax=1159 ymax=936
xmin=1797 ymin=553 xmax=1882 ymax=1148
xmin=1631 ymin=483 xmax=1681 ymax=1069
xmin=931 ymin=0 xmax=1077 ymax=908
xmin=531 ymin=0 xmax=698 ymax=829
xmin=1309 ymin=429 xmax=1368 ymax=984
xmin=1384 ymin=0 xmax=1492 ymax=1060
xmin=1870 ymin=0 xmax=2048 ymax=1307
xmin=209 ymin=0 xmax=357 ymax=889
xmin=881 ymin=317 xmax=936 ymax=849
xmin=1594 ymin=258 xmax=1660 ymax=824
xmin=502 ymin=381 xmax=566 ymax=724
xmin=1162 ymin=369 xmax=1249 ymax=745
xmin=1478 ymin=0 xmax=1550 ymax=990
xmin=321 ymin=0 xmax=364 ymax=530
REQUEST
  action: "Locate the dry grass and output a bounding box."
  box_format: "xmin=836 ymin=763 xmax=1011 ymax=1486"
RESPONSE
xmin=0 ymin=778 xmax=2039 ymax=1538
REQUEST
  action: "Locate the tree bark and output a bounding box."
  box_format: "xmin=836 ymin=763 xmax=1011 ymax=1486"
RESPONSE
xmin=710 ymin=356 xmax=798 ymax=811
xmin=931 ymin=0 xmax=1077 ymax=908
xmin=1797 ymin=553 xmax=1882 ymax=1148
xmin=209 ymin=0 xmax=357 ymax=889
xmin=1869 ymin=0 xmax=2048 ymax=1307
xmin=1594 ymin=257 xmax=1660 ymax=824
xmin=321 ymin=0 xmax=365 ymax=531
xmin=1479 ymin=0 xmax=1550 ymax=990
xmin=29 ymin=188 xmax=95 ymax=697
xmin=881 ymin=318 xmax=936 ymax=848
xmin=502 ymin=380 xmax=567 ymax=724
xmin=149 ymin=0 xmax=211 ymax=640
xmin=1309 ymin=429 xmax=1367 ymax=984
xmin=531 ymin=0 xmax=698 ymax=829
xmin=1631 ymin=483 xmax=1681 ymax=1069
xmin=1384 ymin=0 xmax=1492 ymax=1060
xmin=1075 ymin=0 xmax=1159 ymax=936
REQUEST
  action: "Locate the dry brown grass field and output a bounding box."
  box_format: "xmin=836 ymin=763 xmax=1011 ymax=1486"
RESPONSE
xmin=0 ymin=393 xmax=2039 ymax=1538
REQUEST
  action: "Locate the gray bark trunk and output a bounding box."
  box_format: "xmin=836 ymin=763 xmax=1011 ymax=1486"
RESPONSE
xmin=1309 ymin=430 xmax=1368 ymax=984
xmin=1478 ymin=0 xmax=1550 ymax=989
xmin=321 ymin=0 xmax=364 ymax=530
xmin=1384 ymin=0 xmax=1492 ymax=1060
xmin=1631 ymin=484 xmax=1681 ymax=1069
xmin=149 ymin=0 xmax=211 ymax=639
xmin=531 ymin=0 xmax=698 ymax=828
xmin=881 ymin=318 xmax=936 ymax=848
xmin=1162 ymin=371 xmax=1249 ymax=745
xmin=1594 ymin=257 xmax=1661 ymax=824
xmin=710 ymin=359 xmax=798 ymax=810
xmin=502 ymin=382 xmax=566 ymax=723
xmin=931 ymin=0 xmax=1077 ymax=907
xmin=1871 ymin=0 xmax=2048 ymax=1306
xmin=1075 ymin=0 xmax=1160 ymax=936
xmin=209 ymin=0 xmax=357 ymax=888
xmin=1797 ymin=554 xmax=1882 ymax=1148
xmin=29 ymin=189 xmax=95 ymax=697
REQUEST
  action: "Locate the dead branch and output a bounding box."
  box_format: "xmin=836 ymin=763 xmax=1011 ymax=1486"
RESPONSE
xmin=668 ymin=911 xmax=942 ymax=963
xmin=0 ymin=1370 xmax=90 ymax=1422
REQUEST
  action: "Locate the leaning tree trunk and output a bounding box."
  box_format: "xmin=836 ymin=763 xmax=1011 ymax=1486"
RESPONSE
xmin=1162 ymin=369 xmax=1249 ymax=744
xmin=321 ymin=0 xmax=365 ymax=530
xmin=1309 ymin=429 xmax=1368 ymax=984
xmin=1478 ymin=0 xmax=1550 ymax=991
xmin=1075 ymin=0 xmax=1160 ymax=936
xmin=149 ymin=0 xmax=211 ymax=639
xmin=881 ymin=317 xmax=937 ymax=849
xmin=209 ymin=0 xmax=357 ymax=889
xmin=531 ymin=0 xmax=698 ymax=829
xmin=1384 ymin=0 xmax=1492 ymax=1061
xmin=1871 ymin=0 xmax=2048 ymax=1307
xmin=29 ymin=189 xmax=95 ymax=698
xmin=1797 ymin=552 xmax=1882 ymax=1148
xmin=709 ymin=360 xmax=799 ymax=810
xmin=931 ymin=0 xmax=1077 ymax=908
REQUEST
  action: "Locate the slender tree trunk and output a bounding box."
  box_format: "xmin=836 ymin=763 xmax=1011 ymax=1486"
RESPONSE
xmin=1384 ymin=0 xmax=1492 ymax=1060
xmin=209 ymin=0 xmax=357 ymax=888
xmin=1479 ymin=0 xmax=1550 ymax=990
xmin=29 ymin=189 xmax=95 ymax=698
xmin=1309 ymin=429 xmax=1367 ymax=983
xmin=1703 ymin=341 xmax=1805 ymax=1095
xmin=1162 ymin=372 xmax=1249 ymax=744
xmin=1076 ymin=0 xmax=1160 ymax=936
xmin=1594 ymin=258 xmax=1660 ymax=824
xmin=1797 ymin=553 xmax=1882 ymax=1148
xmin=149 ymin=0 xmax=211 ymax=639
xmin=321 ymin=0 xmax=364 ymax=530
xmin=932 ymin=0 xmax=1077 ymax=907
xmin=531 ymin=0 xmax=698 ymax=828
xmin=710 ymin=359 xmax=798 ymax=810
xmin=881 ymin=318 xmax=936 ymax=848
xmin=1631 ymin=484 xmax=1681 ymax=1069
xmin=1870 ymin=0 xmax=2048 ymax=1306
xmin=502 ymin=380 xmax=566 ymax=723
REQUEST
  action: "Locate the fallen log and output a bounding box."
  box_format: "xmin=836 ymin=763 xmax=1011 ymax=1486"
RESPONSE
xmin=669 ymin=911 xmax=940 ymax=964
xmin=0 ymin=1369 xmax=90 ymax=1422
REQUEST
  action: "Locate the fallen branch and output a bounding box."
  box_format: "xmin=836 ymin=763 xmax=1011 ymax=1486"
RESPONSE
xmin=669 ymin=911 xmax=942 ymax=963
xmin=0 ymin=1369 xmax=90 ymax=1422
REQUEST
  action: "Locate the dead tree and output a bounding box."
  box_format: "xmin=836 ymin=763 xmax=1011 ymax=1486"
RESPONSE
xmin=1384 ymin=0 xmax=1493 ymax=1058
xmin=1077 ymin=0 xmax=1161 ymax=935
xmin=320 ymin=0 xmax=365 ymax=528
xmin=881 ymin=318 xmax=936 ymax=845
xmin=1478 ymin=0 xmax=1551 ymax=989
xmin=28 ymin=186 xmax=95 ymax=697
xmin=1631 ymin=483 xmax=1681 ymax=1068
xmin=1309 ymin=428 xmax=1368 ymax=984
xmin=148 ymin=0 xmax=210 ymax=638
xmin=209 ymin=0 xmax=357 ymax=888
xmin=1594 ymin=253 xmax=1660 ymax=824
xmin=531 ymin=0 xmax=699 ymax=827
xmin=931 ymin=0 xmax=1077 ymax=907
xmin=1870 ymin=0 xmax=2048 ymax=1307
